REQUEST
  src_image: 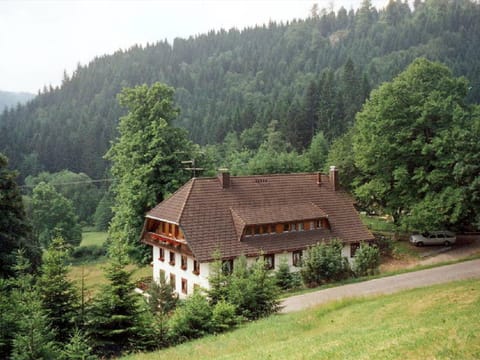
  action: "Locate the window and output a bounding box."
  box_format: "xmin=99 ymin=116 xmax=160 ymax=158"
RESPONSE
xmin=158 ymin=247 xmax=165 ymax=261
xmin=181 ymin=278 xmax=188 ymax=294
xmin=283 ymin=223 xmax=290 ymax=232
xmin=264 ymin=254 xmax=275 ymax=270
xmin=350 ymin=243 xmax=360 ymax=258
xmin=169 ymin=251 xmax=175 ymax=266
xmin=193 ymin=260 xmax=200 ymax=275
xmin=315 ymin=219 xmax=322 ymax=229
xmin=169 ymin=273 xmax=176 ymax=289
xmin=181 ymin=255 xmax=187 ymax=270
xmin=297 ymin=222 xmax=304 ymax=231
xmin=292 ymin=250 xmax=303 ymax=267
xmin=159 ymin=269 xmax=166 ymax=280
xmin=222 ymin=259 xmax=234 ymax=275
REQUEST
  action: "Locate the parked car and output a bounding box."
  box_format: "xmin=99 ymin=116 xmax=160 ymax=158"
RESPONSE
xmin=409 ymin=231 xmax=456 ymax=246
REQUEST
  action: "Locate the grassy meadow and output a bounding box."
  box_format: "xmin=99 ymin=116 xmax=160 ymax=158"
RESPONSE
xmin=80 ymin=231 xmax=108 ymax=247
xmin=68 ymin=231 xmax=151 ymax=295
xmin=122 ymin=279 xmax=480 ymax=360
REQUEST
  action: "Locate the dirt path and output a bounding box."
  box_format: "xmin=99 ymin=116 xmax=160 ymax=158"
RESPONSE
xmin=281 ymin=258 xmax=480 ymax=313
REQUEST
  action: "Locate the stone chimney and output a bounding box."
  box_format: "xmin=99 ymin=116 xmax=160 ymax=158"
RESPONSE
xmin=218 ymin=169 xmax=230 ymax=189
xmin=329 ymin=166 xmax=339 ymax=191
xmin=316 ymin=172 xmax=322 ymax=186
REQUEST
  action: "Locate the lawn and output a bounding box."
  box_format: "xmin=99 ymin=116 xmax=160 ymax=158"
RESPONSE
xmin=122 ymin=279 xmax=480 ymax=360
xmin=69 ymin=230 xmax=151 ymax=295
xmin=80 ymin=231 xmax=108 ymax=247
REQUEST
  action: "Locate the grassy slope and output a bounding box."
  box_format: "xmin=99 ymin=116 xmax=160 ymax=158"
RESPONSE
xmin=80 ymin=231 xmax=108 ymax=247
xmin=123 ymin=279 xmax=480 ymax=360
xmin=69 ymin=231 xmax=151 ymax=294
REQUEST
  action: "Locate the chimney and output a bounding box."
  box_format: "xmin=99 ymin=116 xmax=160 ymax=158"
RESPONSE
xmin=329 ymin=166 xmax=338 ymax=191
xmin=316 ymin=172 xmax=322 ymax=186
xmin=218 ymin=169 xmax=230 ymax=189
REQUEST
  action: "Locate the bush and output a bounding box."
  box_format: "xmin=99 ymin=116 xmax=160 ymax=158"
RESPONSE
xmin=211 ymin=300 xmax=240 ymax=333
xmin=353 ymin=244 xmax=380 ymax=277
xmin=71 ymin=245 xmax=107 ymax=263
xmin=275 ymin=256 xmax=301 ymax=290
xmin=227 ymin=256 xmax=280 ymax=320
xmin=300 ymin=240 xmax=349 ymax=287
xmin=168 ymin=291 xmax=213 ymax=343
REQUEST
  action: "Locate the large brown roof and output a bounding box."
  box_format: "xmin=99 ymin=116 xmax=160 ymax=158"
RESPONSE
xmin=144 ymin=172 xmax=374 ymax=262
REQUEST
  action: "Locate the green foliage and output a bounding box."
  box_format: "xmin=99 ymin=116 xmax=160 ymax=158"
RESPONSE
xmin=0 ymin=153 xmax=41 ymax=277
xmin=211 ymin=300 xmax=240 ymax=333
xmin=274 ymin=256 xmax=301 ymax=290
xmin=31 ymin=181 xmax=82 ymax=247
xmin=85 ymin=241 xmax=154 ymax=357
xmin=106 ymin=82 xmax=193 ymax=263
xmin=2 ymin=1 xmax=480 ymax=183
xmin=352 ymin=244 xmax=380 ymax=277
xmin=168 ymin=291 xmax=213 ymax=343
xmin=300 ymin=240 xmax=350 ymax=287
xmin=352 ymin=58 xmax=475 ymax=229
xmin=25 ymin=170 xmax=102 ymax=224
xmin=60 ymin=329 xmax=97 ymax=360
xmin=305 ymin=131 xmax=329 ymax=172
xmin=0 ymin=279 xmax=17 ymax=358
xmin=146 ymin=273 xmax=178 ymax=316
xmin=38 ymin=237 xmax=80 ymax=343
xmin=227 ymin=256 xmax=280 ymax=320
xmin=71 ymin=244 xmax=107 ymax=263
xmin=93 ymin=190 xmax=114 ymax=231
xmin=10 ymin=252 xmax=59 ymax=360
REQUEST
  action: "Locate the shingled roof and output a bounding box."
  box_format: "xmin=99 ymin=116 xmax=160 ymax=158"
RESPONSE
xmin=144 ymin=172 xmax=374 ymax=262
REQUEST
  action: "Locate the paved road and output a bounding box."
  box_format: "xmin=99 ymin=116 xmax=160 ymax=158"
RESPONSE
xmin=281 ymin=258 xmax=480 ymax=313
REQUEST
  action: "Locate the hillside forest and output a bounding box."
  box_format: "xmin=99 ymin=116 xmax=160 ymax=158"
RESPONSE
xmin=2 ymin=0 xmax=480 ymax=358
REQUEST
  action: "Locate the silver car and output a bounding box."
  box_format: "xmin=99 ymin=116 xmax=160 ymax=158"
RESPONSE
xmin=410 ymin=231 xmax=456 ymax=247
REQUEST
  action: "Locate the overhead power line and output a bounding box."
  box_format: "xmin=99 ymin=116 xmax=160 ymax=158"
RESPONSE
xmin=18 ymin=178 xmax=116 ymax=189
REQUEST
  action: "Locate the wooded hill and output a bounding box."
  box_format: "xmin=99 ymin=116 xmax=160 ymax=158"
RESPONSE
xmin=1 ymin=0 xmax=480 ymax=181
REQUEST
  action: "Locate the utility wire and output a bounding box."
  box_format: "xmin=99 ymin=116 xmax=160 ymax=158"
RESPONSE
xmin=18 ymin=178 xmax=116 ymax=188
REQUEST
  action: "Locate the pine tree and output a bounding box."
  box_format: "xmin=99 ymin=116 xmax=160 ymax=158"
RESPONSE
xmin=60 ymin=329 xmax=97 ymax=360
xmin=38 ymin=237 xmax=79 ymax=343
xmin=10 ymin=252 xmax=59 ymax=360
xmin=0 ymin=153 xmax=41 ymax=277
xmin=85 ymin=241 xmax=153 ymax=357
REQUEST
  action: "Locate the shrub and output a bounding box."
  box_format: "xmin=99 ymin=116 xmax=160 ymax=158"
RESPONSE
xmin=353 ymin=244 xmax=380 ymax=277
xmin=300 ymin=239 xmax=349 ymax=287
xmin=211 ymin=300 xmax=240 ymax=333
xmin=227 ymin=256 xmax=280 ymax=320
xmin=71 ymin=245 xmax=107 ymax=263
xmin=168 ymin=291 xmax=213 ymax=343
xmin=274 ymin=256 xmax=301 ymax=290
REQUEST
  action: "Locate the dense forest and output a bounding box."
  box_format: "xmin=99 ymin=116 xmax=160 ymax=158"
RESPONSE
xmin=1 ymin=0 xmax=480 ymax=182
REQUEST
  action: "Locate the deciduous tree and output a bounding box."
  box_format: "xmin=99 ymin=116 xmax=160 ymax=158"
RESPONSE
xmin=105 ymin=83 xmax=193 ymax=263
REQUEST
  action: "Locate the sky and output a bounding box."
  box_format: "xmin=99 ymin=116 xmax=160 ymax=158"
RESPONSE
xmin=0 ymin=0 xmax=392 ymax=94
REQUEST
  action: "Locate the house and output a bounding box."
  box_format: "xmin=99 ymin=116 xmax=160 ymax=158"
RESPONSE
xmin=140 ymin=167 xmax=374 ymax=298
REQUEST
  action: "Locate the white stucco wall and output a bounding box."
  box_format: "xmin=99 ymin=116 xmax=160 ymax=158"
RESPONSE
xmin=152 ymin=243 xmax=353 ymax=298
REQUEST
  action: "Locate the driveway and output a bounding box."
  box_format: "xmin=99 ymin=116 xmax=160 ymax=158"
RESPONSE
xmin=281 ymin=258 xmax=480 ymax=313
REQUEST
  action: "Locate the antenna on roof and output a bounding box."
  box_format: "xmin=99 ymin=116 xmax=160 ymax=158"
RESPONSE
xmin=181 ymin=159 xmax=204 ymax=178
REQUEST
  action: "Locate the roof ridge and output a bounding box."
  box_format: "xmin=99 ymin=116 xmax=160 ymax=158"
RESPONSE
xmin=178 ymin=177 xmax=195 ymax=224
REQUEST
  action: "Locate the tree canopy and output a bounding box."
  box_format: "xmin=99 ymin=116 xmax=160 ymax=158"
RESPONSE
xmin=106 ymin=83 xmax=194 ymax=262
xmin=0 ymin=153 xmax=40 ymax=277
xmin=352 ymin=58 xmax=478 ymax=230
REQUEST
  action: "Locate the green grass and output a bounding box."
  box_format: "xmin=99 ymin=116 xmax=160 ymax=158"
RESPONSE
xmin=80 ymin=231 xmax=108 ymax=247
xmin=360 ymin=214 xmax=397 ymax=232
xmin=123 ymin=279 xmax=480 ymax=360
xmin=69 ymin=230 xmax=151 ymax=295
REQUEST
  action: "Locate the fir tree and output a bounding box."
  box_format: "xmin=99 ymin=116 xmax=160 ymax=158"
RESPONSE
xmin=38 ymin=237 xmax=80 ymax=343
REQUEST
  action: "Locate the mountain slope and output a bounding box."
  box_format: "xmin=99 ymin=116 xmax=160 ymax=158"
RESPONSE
xmin=1 ymin=0 xmax=480 ymax=180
